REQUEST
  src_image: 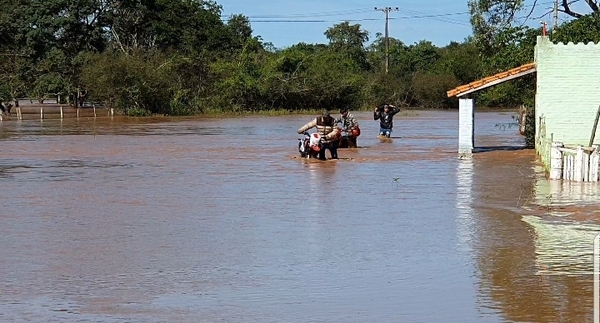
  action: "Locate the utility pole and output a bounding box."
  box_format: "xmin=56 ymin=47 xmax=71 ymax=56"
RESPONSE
xmin=375 ymin=6 xmax=399 ymax=74
xmin=552 ymin=0 xmax=558 ymax=33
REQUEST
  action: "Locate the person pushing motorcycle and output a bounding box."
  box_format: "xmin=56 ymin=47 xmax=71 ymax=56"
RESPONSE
xmin=297 ymin=110 xmax=340 ymax=160
xmin=336 ymin=106 xmax=360 ymax=148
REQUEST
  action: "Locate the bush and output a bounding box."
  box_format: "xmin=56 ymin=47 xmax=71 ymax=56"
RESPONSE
xmin=80 ymin=51 xmax=198 ymax=115
xmin=412 ymin=72 xmax=460 ymax=109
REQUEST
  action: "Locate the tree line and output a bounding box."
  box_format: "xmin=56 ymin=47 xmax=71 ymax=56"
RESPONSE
xmin=1 ymin=0 xmax=599 ymax=116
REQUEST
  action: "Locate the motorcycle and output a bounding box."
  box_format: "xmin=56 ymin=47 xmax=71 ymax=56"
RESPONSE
xmin=298 ymin=132 xmax=322 ymax=158
xmin=337 ymin=126 xmax=360 ymax=148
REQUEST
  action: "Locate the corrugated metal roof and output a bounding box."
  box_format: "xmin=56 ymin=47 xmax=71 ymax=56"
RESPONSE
xmin=446 ymin=62 xmax=536 ymax=98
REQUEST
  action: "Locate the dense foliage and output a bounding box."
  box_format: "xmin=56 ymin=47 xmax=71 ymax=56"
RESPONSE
xmin=0 ymin=0 xmax=599 ymax=116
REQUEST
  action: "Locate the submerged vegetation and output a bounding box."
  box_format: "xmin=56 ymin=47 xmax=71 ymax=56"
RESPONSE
xmin=0 ymin=0 xmax=599 ymax=117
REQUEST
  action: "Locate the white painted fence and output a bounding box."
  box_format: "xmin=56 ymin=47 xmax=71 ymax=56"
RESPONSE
xmin=549 ymin=142 xmax=599 ymax=181
xmin=1 ymin=106 xmax=114 ymax=121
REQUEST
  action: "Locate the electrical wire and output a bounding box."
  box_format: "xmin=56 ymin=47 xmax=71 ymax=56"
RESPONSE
xmin=220 ymin=8 xmax=373 ymax=19
xmin=221 ymin=10 xmax=472 ymax=26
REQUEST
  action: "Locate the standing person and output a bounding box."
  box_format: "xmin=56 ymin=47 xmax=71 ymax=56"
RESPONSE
xmin=374 ymin=103 xmax=400 ymax=138
xmin=297 ymin=110 xmax=340 ymax=160
xmin=336 ymin=106 xmax=360 ymax=148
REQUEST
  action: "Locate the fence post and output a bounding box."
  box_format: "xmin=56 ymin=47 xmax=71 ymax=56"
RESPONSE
xmin=564 ymin=155 xmax=569 ymax=181
xmin=589 ymin=105 xmax=600 ymax=147
xmin=566 ymin=154 xmax=574 ymax=181
xmin=76 ymin=107 xmax=80 ymax=118
xmin=93 ymin=105 xmax=96 ymax=118
xmin=584 ymin=148 xmax=590 ymax=182
xmin=60 ymin=106 xmax=64 ymax=119
xmin=591 ymin=145 xmax=599 ymax=182
xmin=575 ymin=146 xmax=584 ymax=182
xmin=571 ymin=155 xmax=576 ymax=181
xmin=17 ymin=106 xmax=22 ymax=120
xmin=40 ymin=107 xmax=44 ymax=120
xmin=550 ymin=142 xmax=563 ymax=179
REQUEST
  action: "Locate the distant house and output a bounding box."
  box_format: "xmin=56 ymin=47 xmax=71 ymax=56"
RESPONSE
xmin=447 ymin=35 xmax=600 ymax=181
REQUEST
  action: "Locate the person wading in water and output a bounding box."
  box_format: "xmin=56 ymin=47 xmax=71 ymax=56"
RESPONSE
xmin=297 ymin=110 xmax=340 ymax=160
xmin=336 ymin=106 xmax=360 ymax=148
xmin=374 ymin=103 xmax=400 ymax=138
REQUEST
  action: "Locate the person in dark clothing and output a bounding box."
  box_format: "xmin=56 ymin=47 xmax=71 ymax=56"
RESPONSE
xmin=374 ymin=104 xmax=400 ymax=138
xmin=297 ymin=110 xmax=340 ymax=160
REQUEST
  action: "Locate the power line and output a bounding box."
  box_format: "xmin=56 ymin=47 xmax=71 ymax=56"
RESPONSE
xmin=234 ymin=20 xmax=327 ymax=23
xmin=400 ymin=12 xmax=470 ymax=18
xmin=396 ymin=12 xmax=471 ymax=26
xmin=220 ymin=8 xmax=373 ymax=19
xmin=220 ymin=12 xmax=471 ymax=25
xmin=225 ymin=11 xmax=469 ymax=20
xmin=398 ymin=8 xmax=469 ymax=25
xmin=222 ymin=2 xmax=555 ymax=20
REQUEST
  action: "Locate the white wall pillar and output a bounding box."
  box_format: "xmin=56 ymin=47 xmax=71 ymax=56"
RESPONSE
xmin=459 ymin=98 xmax=474 ymax=154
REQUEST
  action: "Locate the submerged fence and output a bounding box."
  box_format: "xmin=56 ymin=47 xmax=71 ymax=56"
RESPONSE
xmin=0 ymin=105 xmax=114 ymax=121
xmin=549 ymin=143 xmax=600 ymax=182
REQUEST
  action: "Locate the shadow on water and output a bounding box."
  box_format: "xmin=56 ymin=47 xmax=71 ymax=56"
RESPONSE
xmin=474 ymin=146 xmax=530 ymax=153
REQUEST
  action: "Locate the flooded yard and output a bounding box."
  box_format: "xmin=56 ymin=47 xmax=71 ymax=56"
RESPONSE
xmin=0 ymin=110 xmax=597 ymax=322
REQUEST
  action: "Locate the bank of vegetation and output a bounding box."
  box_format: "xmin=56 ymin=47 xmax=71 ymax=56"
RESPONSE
xmin=1 ymin=0 xmax=599 ymax=118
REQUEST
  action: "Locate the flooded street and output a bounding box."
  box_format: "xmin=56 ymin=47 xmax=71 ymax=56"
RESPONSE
xmin=0 ymin=110 xmax=597 ymax=322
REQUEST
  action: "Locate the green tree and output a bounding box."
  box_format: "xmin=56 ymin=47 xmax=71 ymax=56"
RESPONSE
xmin=226 ymin=14 xmax=253 ymax=51
xmin=0 ymin=0 xmax=28 ymax=102
xmin=407 ymin=40 xmax=441 ymax=73
xmin=80 ymin=51 xmax=169 ymax=115
xmin=0 ymin=0 xmax=110 ymax=103
xmin=553 ymin=12 xmax=600 ymax=43
xmin=106 ymin=0 xmax=227 ymax=55
xmin=324 ymin=21 xmax=370 ymax=71
xmin=368 ymin=35 xmax=408 ymax=73
xmin=475 ymin=26 xmax=537 ymax=107
xmin=468 ymin=0 xmax=600 ymax=49
xmin=434 ymin=40 xmax=482 ymax=84
xmin=261 ymin=43 xmax=318 ymax=109
xmin=468 ymin=0 xmax=525 ymax=53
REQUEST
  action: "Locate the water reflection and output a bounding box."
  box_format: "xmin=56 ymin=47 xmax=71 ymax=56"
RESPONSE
xmin=471 ymin=150 xmax=597 ymax=322
xmin=522 ymin=215 xmax=599 ymax=275
xmin=456 ymin=155 xmax=475 ymax=256
xmin=523 ymin=171 xmax=600 ymax=277
xmin=303 ymin=160 xmax=337 ymax=215
xmin=532 ymin=172 xmax=600 ymax=207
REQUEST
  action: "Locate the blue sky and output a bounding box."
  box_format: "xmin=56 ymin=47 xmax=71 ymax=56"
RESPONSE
xmin=216 ymin=0 xmax=584 ymax=49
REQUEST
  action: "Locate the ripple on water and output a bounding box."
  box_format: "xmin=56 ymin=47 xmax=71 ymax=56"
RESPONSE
xmin=1 ymin=111 xmax=578 ymax=323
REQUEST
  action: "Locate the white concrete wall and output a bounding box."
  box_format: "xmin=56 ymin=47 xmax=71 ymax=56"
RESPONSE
xmin=535 ymin=36 xmax=600 ymax=149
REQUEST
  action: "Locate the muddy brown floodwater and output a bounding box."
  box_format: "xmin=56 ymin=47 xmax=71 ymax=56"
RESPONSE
xmin=0 ymin=110 xmax=598 ymax=322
